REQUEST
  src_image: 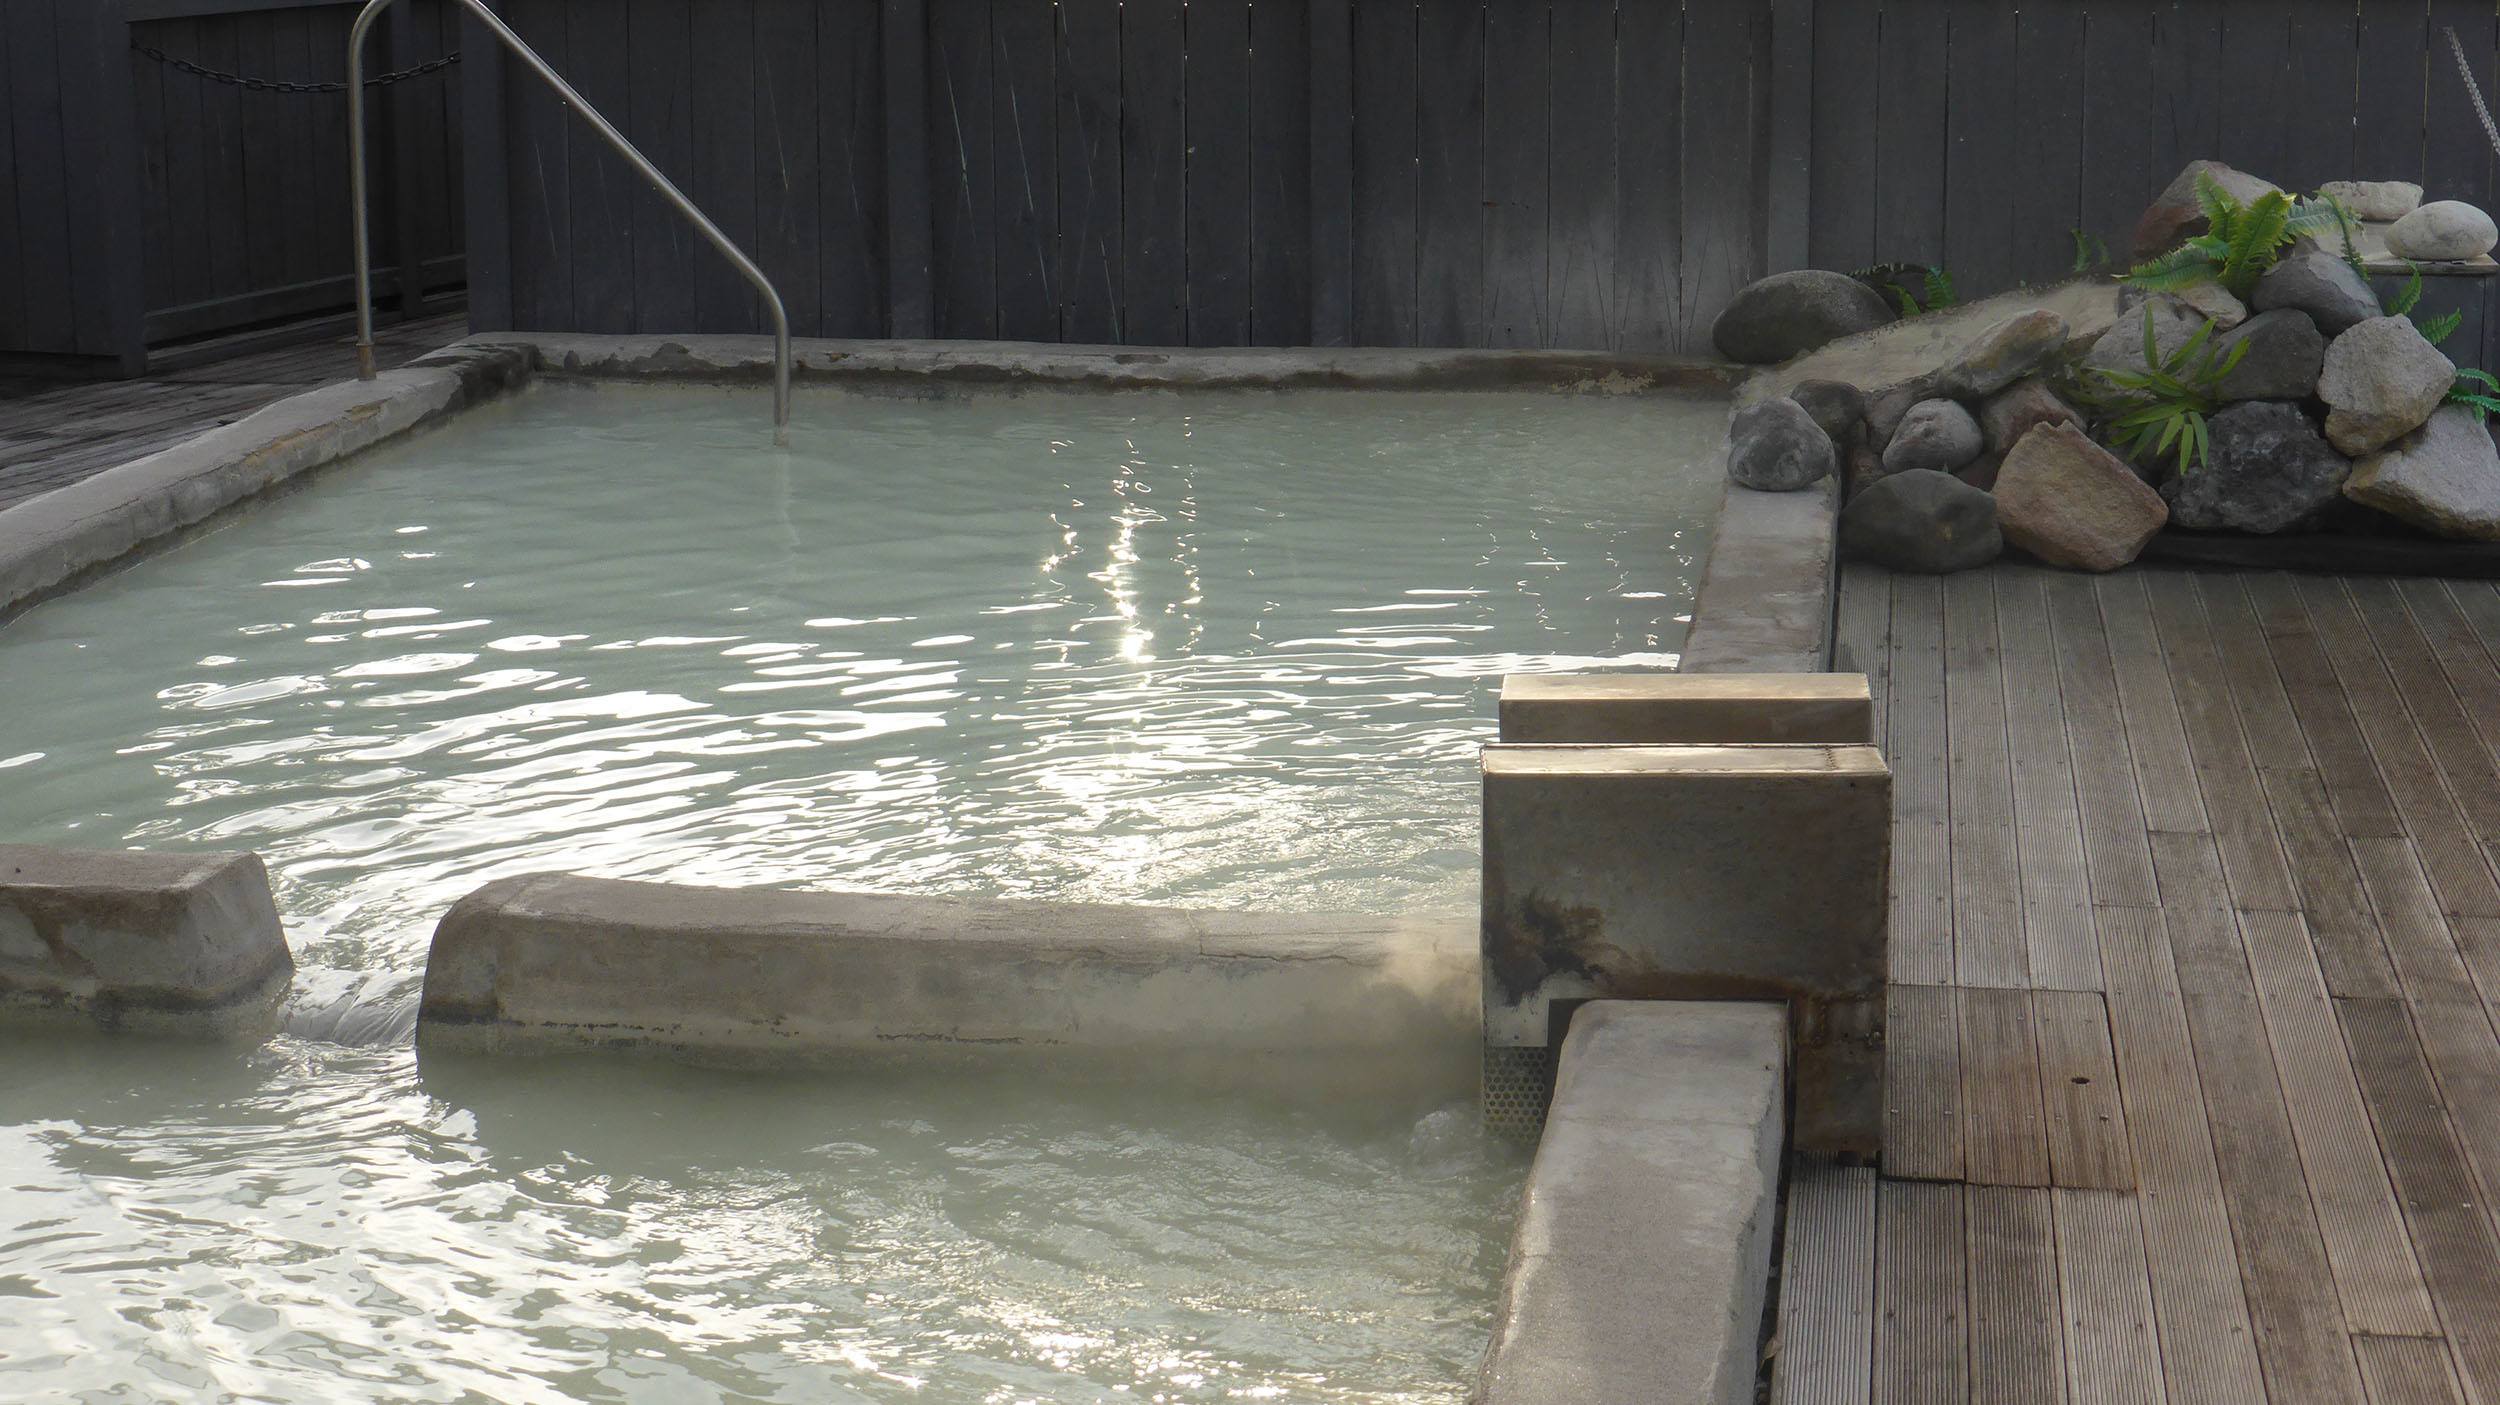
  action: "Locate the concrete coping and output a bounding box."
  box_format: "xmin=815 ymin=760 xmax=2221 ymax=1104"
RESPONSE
xmin=0 ymin=844 xmax=295 ymax=1036
xmin=418 ymin=873 xmax=1480 ymax=1100
xmin=1679 ymin=474 xmax=1841 ymax=675
xmin=470 ymin=331 xmax=1745 ymax=394
xmin=1477 ymin=1000 xmax=1787 ymax=1405
xmin=1483 ymin=742 xmax=1889 ymax=778
xmin=0 ymin=342 xmax=528 ymax=620
xmin=1498 ymin=672 xmax=1873 ymax=745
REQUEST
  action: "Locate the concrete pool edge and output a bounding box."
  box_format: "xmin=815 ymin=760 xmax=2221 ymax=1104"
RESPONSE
xmin=1476 ymin=1000 xmax=1787 ymax=1405
xmin=0 ymin=343 xmax=528 ymax=620
xmin=416 ymin=873 xmax=1482 ymax=1101
xmin=479 ymin=331 xmax=1748 ymax=394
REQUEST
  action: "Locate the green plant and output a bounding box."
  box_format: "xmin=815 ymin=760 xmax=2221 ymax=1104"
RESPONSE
xmin=2388 ymin=266 xmax=2467 ymax=345
xmin=2071 ymin=310 xmax=2249 ymax=476
xmin=2450 ymin=368 xmax=2500 ymax=421
xmin=2070 ymin=229 xmax=2110 ymax=274
xmin=1852 ymin=262 xmax=1960 ymax=317
xmin=2123 ymin=174 xmax=2357 ymax=301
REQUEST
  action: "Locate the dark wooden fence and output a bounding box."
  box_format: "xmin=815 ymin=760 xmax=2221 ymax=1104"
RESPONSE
xmin=1 ymin=0 xmax=464 ymax=374
xmin=462 ymin=0 xmax=1799 ymax=353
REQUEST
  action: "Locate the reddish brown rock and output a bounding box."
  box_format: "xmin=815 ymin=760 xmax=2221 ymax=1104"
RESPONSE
xmin=2131 ymin=159 xmax=2280 ymax=260
xmin=1992 ymin=422 xmax=2170 ymax=572
xmin=1969 ymin=378 xmax=2082 ymax=489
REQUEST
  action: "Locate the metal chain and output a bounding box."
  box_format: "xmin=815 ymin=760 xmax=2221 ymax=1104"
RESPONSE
xmin=130 ymin=42 xmax=459 ymax=95
xmin=2445 ymin=25 xmax=2500 ymax=161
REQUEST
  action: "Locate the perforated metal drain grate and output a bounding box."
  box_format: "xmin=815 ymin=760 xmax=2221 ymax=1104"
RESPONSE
xmin=1482 ymin=1044 xmax=1557 ymax=1138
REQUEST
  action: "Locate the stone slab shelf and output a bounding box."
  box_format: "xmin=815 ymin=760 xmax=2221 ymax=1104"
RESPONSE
xmin=1499 ymin=671 xmax=1873 ymax=745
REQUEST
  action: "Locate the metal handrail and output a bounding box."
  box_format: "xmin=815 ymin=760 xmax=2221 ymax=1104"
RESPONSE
xmin=346 ymin=0 xmax=792 ymax=444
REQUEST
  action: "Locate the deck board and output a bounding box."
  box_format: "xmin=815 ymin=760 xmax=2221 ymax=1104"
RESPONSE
xmin=0 ymin=314 xmax=465 ymax=510
xmin=1782 ymin=554 xmax=2500 ymax=1403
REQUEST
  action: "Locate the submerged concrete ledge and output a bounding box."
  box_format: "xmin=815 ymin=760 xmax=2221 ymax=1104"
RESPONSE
xmin=1499 ymin=672 xmax=1872 ymax=745
xmin=0 ymin=343 xmax=527 ymax=619
xmin=469 ymin=332 xmax=1743 ymax=394
xmin=418 ymin=874 xmax=1480 ymax=1098
xmin=1477 ymin=1000 xmax=1785 ymax=1405
xmin=0 ymin=845 xmax=294 ymax=1035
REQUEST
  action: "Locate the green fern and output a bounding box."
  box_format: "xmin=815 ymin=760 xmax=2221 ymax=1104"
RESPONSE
xmin=2123 ymin=176 xmax=2359 ymax=302
xmin=1924 ymin=265 xmax=1960 ymax=312
xmin=1852 ymin=261 xmax=1960 ymax=317
xmin=2450 ymin=368 xmax=2500 ymax=422
xmin=2420 ymin=308 xmax=2465 ymax=347
xmin=2070 ymin=309 xmax=2250 ymax=477
xmin=2070 ymin=229 xmax=2110 ymax=274
xmin=2388 ymin=262 xmax=2426 ymax=318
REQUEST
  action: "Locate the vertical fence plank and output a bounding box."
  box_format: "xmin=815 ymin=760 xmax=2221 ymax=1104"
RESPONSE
xmin=1309 ymin=0 xmax=1355 ymax=345
xmin=1249 ymin=0 xmax=1312 ymax=344
xmin=2143 ymin=0 xmax=2216 ymax=221
xmin=990 ymin=0 xmax=1055 ymax=340
xmin=1872 ymin=0 xmax=1946 ymax=267
xmin=1121 ymin=0 xmax=1187 ymax=344
xmin=566 ymin=2 xmax=636 ymax=332
xmin=1944 ymin=0 xmax=2020 ymax=298
xmin=692 ymin=0 xmax=760 ymax=331
xmin=1414 ymin=0 xmax=1483 ymax=346
xmin=2012 ymin=1 xmax=2085 ymax=286
xmin=1055 ymin=0 xmax=1121 ymax=341
xmin=461 ymin=0 xmax=513 ymax=331
xmin=2355 ymin=0 xmax=2429 ymax=188
xmin=1547 ymin=0 xmax=1617 ymax=349
xmin=883 ymin=0 xmax=934 ymax=336
xmin=1682 ymin=0 xmax=1760 ymax=349
xmin=237 ymin=15 xmax=287 ymax=300
xmin=198 ymin=17 xmax=248 ymax=302
xmin=1614 ymin=0 xmax=1678 ymax=351
xmin=2280 ymin=0 xmax=2357 ymax=197
xmin=1764 ymin=0 xmax=1813 ymax=276
xmin=1481 ymin=0 xmax=1548 ymax=346
xmin=2214 ymin=2 xmax=2293 ymax=185
xmin=58 ymin=0 xmax=144 ymax=366
xmin=1805 ymin=0 xmax=1874 ymax=277
xmin=753 ymin=0 xmax=822 ymax=336
xmin=819 ymin=0 xmax=887 ymax=336
xmin=628 ymin=0 xmax=697 ymax=332
xmin=1185 ymin=0 xmax=1252 ymax=345
xmin=928 ymin=0 xmax=996 ymax=338
xmin=500 ymin=0 xmax=570 ymax=332
xmin=2087 ymin=0 xmax=2162 ymax=260
xmin=1351 ymin=0 xmax=1419 ymax=346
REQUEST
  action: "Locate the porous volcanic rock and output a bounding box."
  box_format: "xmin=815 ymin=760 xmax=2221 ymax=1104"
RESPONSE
xmin=2163 ymin=400 xmax=2348 ymax=534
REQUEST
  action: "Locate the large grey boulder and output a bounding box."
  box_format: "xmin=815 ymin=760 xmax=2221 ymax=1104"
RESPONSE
xmin=2344 ymin=406 xmax=2500 ymax=540
xmin=2133 ymin=160 xmax=2281 ymax=259
xmin=2250 ymin=242 xmax=2383 ymax=337
xmin=2384 ymin=200 xmax=2499 ymax=262
xmin=2319 ymin=179 xmax=2422 ymax=222
xmin=1926 ymin=309 xmax=2071 ymax=401
xmin=1726 ymin=398 xmax=1837 ymax=491
xmin=1994 ymin=422 xmax=2171 ymax=571
xmin=2320 ymin=315 xmax=2454 ymax=456
xmin=1882 ymin=399 xmax=1984 ymax=475
xmin=2082 ymin=297 xmax=2211 ymax=379
xmin=2163 ymin=401 xmax=2348 ymax=534
xmin=2212 ymin=308 xmax=2326 ymax=403
xmin=1840 ymin=469 xmax=2001 ymax=573
xmin=1711 ymin=271 xmax=1895 ymax=365
xmin=1788 ymin=379 xmax=1868 ymax=449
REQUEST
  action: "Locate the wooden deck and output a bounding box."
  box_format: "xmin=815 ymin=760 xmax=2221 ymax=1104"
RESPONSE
xmin=1774 ymin=560 xmax=2500 ymax=1405
xmin=0 ymin=314 xmax=466 ymax=512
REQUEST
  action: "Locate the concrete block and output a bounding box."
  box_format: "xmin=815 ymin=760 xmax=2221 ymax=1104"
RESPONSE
xmin=1482 ymin=744 xmax=1888 ymax=1157
xmin=1477 ymin=1000 xmax=1786 ymax=1405
xmin=0 ymin=845 xmax=293 ymax=1034
xmin=1498 ymin=671 xmax=1872 ymax=745
xmin=418 ymin=874 xmax=1479 ymax=1100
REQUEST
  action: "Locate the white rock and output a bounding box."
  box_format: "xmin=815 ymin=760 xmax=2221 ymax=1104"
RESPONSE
xmin=2319 ymin=179 xmax=2422 ymax=222
xmin=2385 ymin=200 xmax=2499 ymax=262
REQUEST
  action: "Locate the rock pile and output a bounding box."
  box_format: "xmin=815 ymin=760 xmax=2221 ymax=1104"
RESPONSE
xmin=1719 ymin=156 xmax=2500 ymax=575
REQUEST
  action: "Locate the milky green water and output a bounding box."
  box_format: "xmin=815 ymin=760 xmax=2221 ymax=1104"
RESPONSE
xmin=0 ymin=381 xmax=1721 ymax=1402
